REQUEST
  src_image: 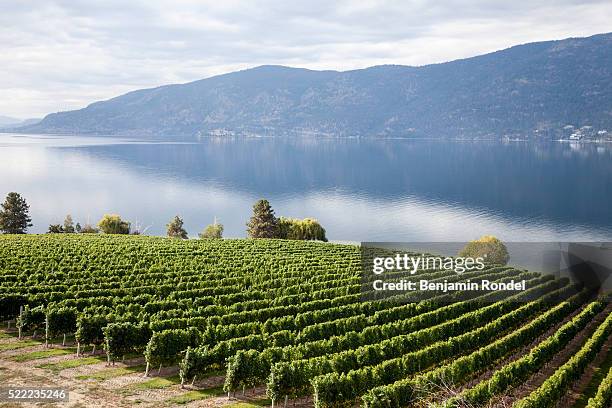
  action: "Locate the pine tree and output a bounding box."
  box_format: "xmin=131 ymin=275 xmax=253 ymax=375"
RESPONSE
xmin=246 ymin=199 xmax=279 ymax=238
xmin=0 ymin=192 xmax=33 ymax=234
xmin=167 ymin=215 xmax=188 ymax=239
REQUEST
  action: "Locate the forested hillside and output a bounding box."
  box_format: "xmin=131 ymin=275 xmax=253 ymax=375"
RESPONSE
xmin=17 ymin=33 xmax=612 ymax=140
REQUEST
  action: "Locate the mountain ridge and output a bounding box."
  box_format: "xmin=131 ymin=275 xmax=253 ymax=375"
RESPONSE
xmin=14 ymin=32 xmax=612 ymax=139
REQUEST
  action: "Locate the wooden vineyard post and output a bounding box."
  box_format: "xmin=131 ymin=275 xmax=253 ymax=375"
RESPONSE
xmin=18 ymin=306 xmax=23 ymax=340
xmin=44 ymin=314 xmax=49 ymax=348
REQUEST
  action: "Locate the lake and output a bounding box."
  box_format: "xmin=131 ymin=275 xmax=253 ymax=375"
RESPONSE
xmin=1 ymin=133 xmax=611 ymax=242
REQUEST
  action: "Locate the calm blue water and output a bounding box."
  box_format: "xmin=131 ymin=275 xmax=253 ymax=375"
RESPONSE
xmin=1 ymin=133 xmax=611 ymax=241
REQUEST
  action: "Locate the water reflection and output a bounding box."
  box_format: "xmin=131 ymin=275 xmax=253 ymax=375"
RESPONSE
xmin=0 ymin=134 xmax=610 ymax=241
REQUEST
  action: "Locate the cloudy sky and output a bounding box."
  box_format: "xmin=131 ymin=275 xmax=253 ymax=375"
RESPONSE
xmin=2 ymin=0 xmax=611 ymax=119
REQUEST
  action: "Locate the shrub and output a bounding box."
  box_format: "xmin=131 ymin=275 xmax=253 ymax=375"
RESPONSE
xmin=278 ymin=217 xmax=327 ymax=241
xmin=459 ymin=235 xmax=509 ymax=265
xmin=98 ymin=214 xmax=130 ymax=234
xmin=199 ymin=222 xmax=223 ymax=239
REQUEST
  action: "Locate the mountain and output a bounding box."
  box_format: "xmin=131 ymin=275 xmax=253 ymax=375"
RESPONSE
xmin=0 ymin=116 xmax=23 ymax=127
xmin=15 ymin=33 xmax=612 ymax=139
xmin=0 ymin=116 xmax=41 ymax=129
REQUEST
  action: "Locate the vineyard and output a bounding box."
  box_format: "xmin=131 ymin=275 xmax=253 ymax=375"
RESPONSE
xmin=0 ymin=234 xmax=610 ymax=408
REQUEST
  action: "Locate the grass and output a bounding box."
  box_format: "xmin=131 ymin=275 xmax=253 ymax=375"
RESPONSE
xmin=0 ymin=330 xmax=19 ymax=339
xmin=76 ymin=364 xmax=146 ymax=380
xmin=130 ymin=375 xmax=181 ymax=390
xmin=9 ymin=348 xmax=74 ymax=362
xmin=166 ymin=386 xmax=225 ymax=404
xmin=226 ymin=398 xmax=272 ymax=408
xmin=36 ymin=356 xmax=103 ymax=372
xmin=573 ymin=348 xmax=612 ymax=408
xmin=0 ymin=339 xmax=40 ymax=351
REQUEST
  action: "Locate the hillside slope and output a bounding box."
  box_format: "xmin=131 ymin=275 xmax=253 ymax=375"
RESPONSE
xmin=18 ymin=33 xmax=612 ymax=139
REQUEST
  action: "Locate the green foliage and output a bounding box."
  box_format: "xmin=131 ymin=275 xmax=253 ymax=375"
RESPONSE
xmin=47 ymin=224 xmax=64 ymax=233
xmin=266 ymin=276 xmax=562 ymax=400
xmin=459 ymin=235 xmax=509 ymax=265
xmin=0 ymin=294 xmax=26 ymax=318
xmin=225 ymin=349 xmax=274 ymax=393
xmin=586 ymin=365 xmax=612 ymax=408
xmin=199 ymin=222 xmax=223 ymax=239
xmin=103 ymin=322 xmax=151 ymax=360
xmin=360 ymin=289 xmax=592 ymax=408
xmin=514 ymin=310 xmax=612 ymax=408
xmin=16 ymin=305 xmax=46 ymax=332
xmin=97 ymin=214 xmax=130 ymax=234
xmin=439 ymin=300 xmax=608 ymax=407
xmin=278 ymin=217 xmax=327 ymax=241
xmin=46 ymin=306 xmax=77 ymax=338
xmin=63 ymin=214 xmax=75 ymax=233
xmin=2 ymin=235 xmax=608 ymax=408
xmin=167 ymin=215 xmax=188 ymax=239
xmin=0 ymin=192 xmax=32 ymax=234
xmin=47 ymin=216 xmax=76 ymax=234
xmin=247 ymin=199 xmax=279 ymax=238
xmin=144 ymin=327 xmax=201 ymax=366
xmin=76 ymin=314 xmax=110 ymax=346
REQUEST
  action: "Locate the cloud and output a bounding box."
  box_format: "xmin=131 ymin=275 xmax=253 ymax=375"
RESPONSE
xmin=1 ymin=0 xmax=611 ymax=118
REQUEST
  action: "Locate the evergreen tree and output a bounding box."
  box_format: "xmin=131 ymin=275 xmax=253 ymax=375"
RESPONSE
xmin=167 ymin=215 xmax=188 ymax=239
xmin=246 ymin=199 xmax=279 ymax=238
xmin=75 ymin=222 xmax=82 ymax=233
xmin=0 ymin=192 xmax=33 ymax=234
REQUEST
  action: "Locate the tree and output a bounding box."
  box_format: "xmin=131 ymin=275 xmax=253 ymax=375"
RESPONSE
xmin=0 ymin=192 xmax=33 ymax=234
xmin=80 ymin=224 xmax=99 ymax=234
xmin=75 ymin=222 xmax=82 ymax=233
xmin=167 ymin=215 xmax=188 ymax=239
xmin=246 ymin=199 xmax=279 ymax=238
xmin=459 ymin=235 xmax=509 ymax=265
xmin=199 ymin=221 xmax=223 ymax=239
xmin=63 ymin=214 xmax=75 ymax=233
xmin=278 ymin=217 xmax=328 ymax=241
xmin=47 ymin=224 xmax=64 ymax=233
xmin=97 ymin=214 xmax=130 ymax=234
